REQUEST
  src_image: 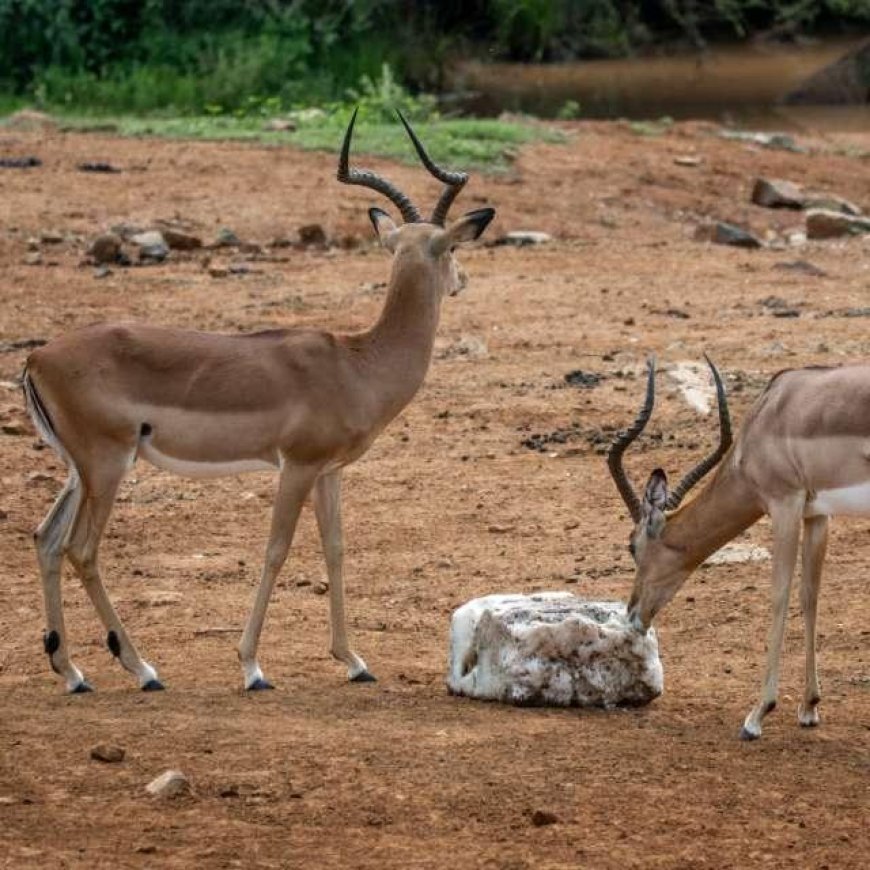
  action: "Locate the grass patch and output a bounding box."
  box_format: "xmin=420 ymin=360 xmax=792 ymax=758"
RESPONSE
xmin=53 ymin=111 xmax=567 ymax=172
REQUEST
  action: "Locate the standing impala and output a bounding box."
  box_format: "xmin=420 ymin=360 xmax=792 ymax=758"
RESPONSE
xmin=24 ymin=109 xmax=495 ymax=694
xmin=608 ymin=356 xmax=868 ymax=739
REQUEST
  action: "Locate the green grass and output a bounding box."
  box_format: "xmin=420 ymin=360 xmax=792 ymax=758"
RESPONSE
xmin=48 ymin=111 xmax=567 ymax=172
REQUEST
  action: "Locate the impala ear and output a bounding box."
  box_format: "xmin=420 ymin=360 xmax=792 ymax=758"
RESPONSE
xmin=369 ymin=207 xmax=400 ymax=252
xmin=642 ymin=468 xmax=668 ymax=537
xmin=431 ymin=207 xmax=495 ymax=256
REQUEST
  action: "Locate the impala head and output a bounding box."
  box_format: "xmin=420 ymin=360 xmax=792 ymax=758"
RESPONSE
xmin=607 ymin=355 xmax=733 ymax=631
xmin=337 ymin=107 xmax=495 ymax=297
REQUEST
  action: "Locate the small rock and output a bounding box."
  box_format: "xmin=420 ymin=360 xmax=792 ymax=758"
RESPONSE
xmin=564 ymin=370 xmax=602 ymax=388
xmin=773 ymin=260 xmax=828 ymax=278
xmin=2 ymin=424 xmax=24 ymax=435
xmin=806 ymin=209 xmax=870 ymax=239
xmin=88 ymin=233 xmax=123 ymax=264
xmin=131 ymin=230 xmax=169 ymax=262
xmin=26 ymin=237 xmax=39 ymax=251
xmin=312 ymin=581 xmax=329 ymax=595
xmin=228 ymin=262 xmax=251 ymax=275
xmin=215 ymin=227 xmax=242 ymax=247
xmin=146 ymin=770 xmax=190 ymax=799
xmin=803 ymin=195 xmax=861 ymax=216
xmin=208 ymin=265 xmax=229 ymax=278
xmin=162 ymin=228 xmax=202 ymax=251
xmin=673 ymin=155 xmax=702 ymax=167
xmin=298 ymin=223 xmax=327 ymax=247
xmin=91 ymin=744 xmax=125 ymax=763
xmin=710 ymin=222 xmax=763 ymax=249
xmin=0 ymin=156 xmax=41 ymax=168
xmin=39 ymin=230 xmax=63 ymax=244
xmin=437 ymin=334 xmax=488 ymax=360
xmin=263 ymin=118 xmax=296 ymax=132
xmin=23 ymin=252 xmax=42 ymax=266
xmin=531 ymin=810 xmax=559 ymax=827
xmin=77 ymin=162 xmax=121 ymax=173
xmin=110 ymin=222 xmax=145 ymax=240
xmin=492 ymin=231 xmax=552 ymax=247
xmin=751 ymin=178 xmax=805 ymax=210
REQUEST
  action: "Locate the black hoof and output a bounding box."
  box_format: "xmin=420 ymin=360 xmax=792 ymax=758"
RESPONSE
xmin=246 ymin=678 xmax=275 ymax=691
xmin=141 ymin=679 xmax=165 ymax=692
xmin=71 ymin=680 xmax=94 ymax=694
xmin=739 ymin=726 xmax=759 ymax=741
xmin=351 ymin=670 xmax=377 ymax=683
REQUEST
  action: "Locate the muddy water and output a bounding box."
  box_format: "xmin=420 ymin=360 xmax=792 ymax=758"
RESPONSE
xmin=451 ymin=41 xmax=870 ymax=129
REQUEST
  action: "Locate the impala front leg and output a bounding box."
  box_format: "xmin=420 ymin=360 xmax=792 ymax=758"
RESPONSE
xmin=313 ymin=470 xmax=374 ymax=682
xmin=798 ymin=514 xmax=828 ymax=727
xmin=239 ymin=462 xmax=319 ymax=691
xmin=741 ymin=496 xmax=803 ymax=740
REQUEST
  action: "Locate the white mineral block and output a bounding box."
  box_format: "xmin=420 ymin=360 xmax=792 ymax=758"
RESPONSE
xmin=447 ymin=593 xmax=663 ymax=708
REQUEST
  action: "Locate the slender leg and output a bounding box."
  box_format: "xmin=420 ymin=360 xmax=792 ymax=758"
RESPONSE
xmin=798 ymin=515 xmax=828 ymax=727
xmin=34 ymin=472 xmax=89 ymax=692
xmin=66 ymin=455 xmax=161 ymax=690
xmin=238 ymin=462 xmax=319 ymax=690
xmin=312 ymin=470 xmax=373 ymax=682
xmin=741 ymin=496 xmax=804 ymax=740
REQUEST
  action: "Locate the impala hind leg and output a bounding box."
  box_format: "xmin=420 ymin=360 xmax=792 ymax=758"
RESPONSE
xmin=741 ymin=496 xmax=803 ymax=740
xmin=313 ymin=470 xmax=373 ymax=682
xmin=798 ymin=515 xmax=828 ymax=727
xmin=35 ymin=473 xmax=89 ymax=692
xmin=66 ymin=456 xmax=161 ymax=690
xmin=238 ymin=463 xmax=319 ymax=690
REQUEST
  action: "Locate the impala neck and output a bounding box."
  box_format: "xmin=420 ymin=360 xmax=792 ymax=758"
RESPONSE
xmin=355 ymin=249 xmax=443 ymax=415
xmin=664 ymin=454 xmax=764 ymax=571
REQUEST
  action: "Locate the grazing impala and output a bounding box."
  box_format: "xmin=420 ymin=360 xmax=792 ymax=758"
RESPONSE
xmin=608 ymin=355 xmax=869 ymax=739
xmin=24 ymin=109 xmax=495 ymax=694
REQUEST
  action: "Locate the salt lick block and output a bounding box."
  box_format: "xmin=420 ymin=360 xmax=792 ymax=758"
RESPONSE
xmin=447 ymin=593 xmax=663 ymax=708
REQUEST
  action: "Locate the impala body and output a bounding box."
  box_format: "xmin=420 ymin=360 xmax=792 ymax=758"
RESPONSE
xmin=25 ymin=110 xmax=495 ymax=694
xmin=609 ymin=359 xmax=869 ymax=739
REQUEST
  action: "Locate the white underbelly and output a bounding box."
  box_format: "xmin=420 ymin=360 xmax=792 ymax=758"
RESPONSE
xmin=139 ymin=441 xmax=279 ymax=479
xmin=805 ymin=481 xmax=870 ymax=518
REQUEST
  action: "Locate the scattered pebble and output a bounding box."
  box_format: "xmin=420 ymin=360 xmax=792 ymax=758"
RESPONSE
xmin=91 ymin=744 xmax=125 ymax=763
xmin=88 ymin=233 xmax=123 ymax=264
xmin=146 ymin=770 xmax=191 ymax=799
xmin=215 ymin=227 xmax=242 ymax=247
xmin=751 ymin=177 xmax=804 ymax=210
xmin=77 ymin=162 xmax=121 ymax=173
xmin=161 ymin=228 xmax=202 ymax=251
xmin=131 ymin=230 xmax=169 ymax=262
xmin=312 ymin=581 xmax=329 ymax=595
xmin=491 ymin=231 xmax=552 ymax=247
xmin=298 ymin=223 xmax=327 ymax=247
xmin=806 ymin=209 xmax=870 ymax=240
xmin=531 ymin=810 xmax=559 ymax=827
xmin=0 ymin=156 xmax=41 ymax=168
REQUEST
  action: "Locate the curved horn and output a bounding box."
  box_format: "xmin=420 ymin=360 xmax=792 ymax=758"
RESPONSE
xmin=337 ymin=107 xmax=421 ymax=224
xmin=607 ymin=357 xmax=656 ymax=523
xmin=665 ymin=354 xmax=733 ymax=511
xmin=395 ymin=109 xmax=468 ymax=226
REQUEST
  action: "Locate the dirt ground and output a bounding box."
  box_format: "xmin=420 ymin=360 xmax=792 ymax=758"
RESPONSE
xmin=0 ymin=117 xmax=868 ymax=869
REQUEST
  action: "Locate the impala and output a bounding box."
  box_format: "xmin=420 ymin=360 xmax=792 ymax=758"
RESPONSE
xmin=608 ymin=355 xmax=868 ymax=739
xmin=24 ymin=109 xmax=495 ymax=694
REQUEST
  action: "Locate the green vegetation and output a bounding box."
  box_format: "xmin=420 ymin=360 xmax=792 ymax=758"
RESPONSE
xmin=1 ymin=2 xmax=868 ymax=117
xmin=58 ymin=109 xmax=566 ymax=172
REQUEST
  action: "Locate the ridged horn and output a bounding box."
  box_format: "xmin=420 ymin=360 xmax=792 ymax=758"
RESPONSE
xmin=664 ymin=354 xmax=732 ymax=511
xmin=337 ymin=107 xmax=421 ymax=224
xmin=607 ymin=357 xmax=656 ymax=523
xmin=395 ymin=109 xmax=468 ymax=226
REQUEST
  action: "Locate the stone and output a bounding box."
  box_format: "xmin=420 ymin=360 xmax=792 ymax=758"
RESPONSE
xmin=39 ymin=230 xmax=64 ymax=244
xmin=710 ymin=222 xmax=763 ymax=249
xmin=146 ymin=770 xmax=190 ymax=799
xmin=263 ymin=118 xmax=296 ymax=132
xmin=208 ymin=265 xmax=228 ymax=278
xmin=704 ymin=543 xmax=770 ymax=567
xmin=493 ymin=231 xmax=552 ymax=247
xmin=673 ymin=155 xmax=702 ymax=167
xmin=161 ymin=228 xmax=202 ymax=251
xmin=23 ymin=252 xmax=42 ymax=266
xmin=77 ymin=162 xmax=121 ymax=173
xmin=751 ymin=178 xmax=805 ymax=210
xmin=215 ymin=227 xmax=242 ymax=247
xmin=531 ymin=810 xmax=559 ymax=827
xmin=806 ymin=209 xmax=870 ymax=239
xmin=130 ymin=231 xmax=169 ymax=262
xmin=803 ymin=195 xmax=861 ymax=216
xmin=311 ymin=581 xmax=329 ymax=595
xmin=0 ymin=156 xmax=41 ymax=168
xmin=298 ymin=223 xmax=327 ymax=247
xmin=447 ymin=593 xmax=663 ymax=708
xmin=88 ymin=233 xmax=123 ymax=264
xmin=91 ymin=744 xmax=125 ymax=763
